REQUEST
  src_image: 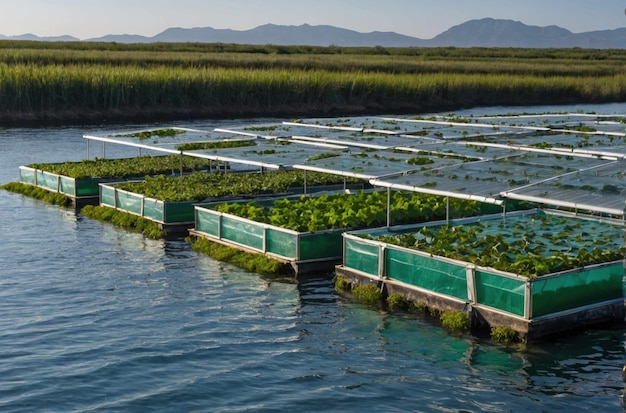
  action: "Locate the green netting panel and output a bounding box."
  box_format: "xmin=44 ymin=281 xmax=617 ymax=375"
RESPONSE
xmin=474 ymin=270 xmax=526 ymax=317
xmin=59 ymin=176 xmax=77 ymax=197
xmin=344 ymin=237 xmax=380 ymax=277
xmin=19 ymin=167 xmax=36 ymax=185
xmin=531 ymin=262 xmax=624 ymax=318
xmin=100 ymin=185 xmax=116 ymax=207
xmin=266 ymin=228 xmax=298 ymax=259
xmin=36 ymin=170 xmax=60 ymax=191
xmin=143 ymin=199 xmax=165 ymax=222
xmin=195 ymin=209 xmax=220 ymax=236
xmin=74 ymin=178 xmax=101 ymax=197
xmin=220 ymin=215 xmax=265 ymax=251
xmin=299 ymin=231 xmax=344 ymax=261
xmin=115 ymin=190 xmax=143 ymax=215
xmin=385 ymin=247 xmax=468 ymax=300
xmin=163 ymin=202 xmax=195 ymax=223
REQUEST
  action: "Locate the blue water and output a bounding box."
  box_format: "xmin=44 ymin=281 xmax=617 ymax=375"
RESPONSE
xmin=1 ymin=105 xmax=625 ymax=412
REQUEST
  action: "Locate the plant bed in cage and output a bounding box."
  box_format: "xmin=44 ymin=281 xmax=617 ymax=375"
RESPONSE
xmin=192 ymin=189 xmax=485 ymax=265
xmin=18 ymin=155 xmax=214 ymax=199
xmin=100 ymin=170 xmax=363 ymax=226
xmin=340 ymin=209 xmax=625 ymax=331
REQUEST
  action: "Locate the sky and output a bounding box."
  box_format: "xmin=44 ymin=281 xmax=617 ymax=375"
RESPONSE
xmin=2 ymin=0 xmax=625 ymax=40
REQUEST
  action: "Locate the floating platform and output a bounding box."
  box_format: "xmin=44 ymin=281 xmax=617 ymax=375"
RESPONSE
xmin=190 ymin=199 xmax=346 ymax=276
xmin=335 ymin=210 xmax=626 ymax=341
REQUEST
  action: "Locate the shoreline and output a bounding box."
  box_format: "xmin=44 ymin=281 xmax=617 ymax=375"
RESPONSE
xmin=0 ymin=98 xmax=595 ymax=127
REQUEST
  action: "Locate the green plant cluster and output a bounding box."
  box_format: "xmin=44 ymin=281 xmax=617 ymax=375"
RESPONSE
xmin=214 ymin=190 xmax=482 ymax=232
xmin=1 ymin=182 xmax=70 ymax=206
xmin=351 ymin=284 xmax=383 ymax=306
xmin=490 ymin=326 xmax=520 ymax=343
xmin=385 ymin=293 xmax=412 ymax=311
xmin=115 ymin=170 xmax=353 ymax=202
xmin=189 ymin=237 xmax=291 ymax=277
xmin=440 ymin=311 xmax=470 ymax=333
xmin=28 ymin=155 xmax=212 ymax=179
xmin=176 ymin=140 xmax=256 ymax=151
xmin=120 ymin=128 xmax=186 ymax=140
xmin=373 ymin=213 xmax=625 ymax=278
xmin=80 ymin=205 xmax=166 ymax=239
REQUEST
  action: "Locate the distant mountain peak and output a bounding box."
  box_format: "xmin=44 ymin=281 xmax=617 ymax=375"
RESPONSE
xmin=1 ymin=19 xmax=624 ymax=48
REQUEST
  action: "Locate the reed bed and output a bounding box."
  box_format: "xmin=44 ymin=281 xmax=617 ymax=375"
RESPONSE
xmin=1 ymin=41 xmax=625 ymax=121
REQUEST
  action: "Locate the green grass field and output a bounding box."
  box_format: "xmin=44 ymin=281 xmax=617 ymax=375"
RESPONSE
xmin=1 ymin=41 xmax=624 ymax=123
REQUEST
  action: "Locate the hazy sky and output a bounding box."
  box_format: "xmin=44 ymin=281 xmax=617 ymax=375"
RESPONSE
xmin=2 ymin=0 xmax=625 ymax=39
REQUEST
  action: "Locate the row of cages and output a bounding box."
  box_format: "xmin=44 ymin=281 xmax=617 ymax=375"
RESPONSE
xmin=31 ymin=173 xmax=624 ymax=323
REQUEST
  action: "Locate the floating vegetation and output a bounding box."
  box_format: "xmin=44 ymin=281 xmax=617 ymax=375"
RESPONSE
xmin=1 ymin=182 xmax=70 ymax=206
xmin=491 ymin=326 xmax=520 ymax=343
xmin=120 ymin=129 xmax=186 ymax=140
xmin=115 ymin=170 xmax=354 ymax=202
xmin=351 ymin=284 xmax=383 ymax=306
xmin=177 ymin=140 xmax=256 ymax=151
xmin=27 ymin=155 xmax=212 ymax=179
xmin=369 ymin=212 xmax=625 ymax=278
xmin=189 ymin=236 xmax=291 ymax=277
xmin=440 ymin=311 xmax=470 ymax=333
xmin=81 ymin=205 xmax=166 ymax=239
xmin=214 ymin=190 xmax=482 ymax=232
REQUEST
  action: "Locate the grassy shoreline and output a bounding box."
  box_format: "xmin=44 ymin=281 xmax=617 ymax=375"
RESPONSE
xmin=1 ymin=41 xmax=625 ymax=125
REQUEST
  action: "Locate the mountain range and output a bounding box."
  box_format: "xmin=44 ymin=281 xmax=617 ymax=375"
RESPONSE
xmin=2 ymin=18 xmax=625 ymax=48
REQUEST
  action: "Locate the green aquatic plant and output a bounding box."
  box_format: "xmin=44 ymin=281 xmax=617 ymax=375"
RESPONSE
xmin=490 ymin=326 xmax=520 ymax=343
xmin=386 ymin=293 xmax=411 ymax=311
xmin=189 ymin=236 xmax=291 ymax=277
xmin=81 ymin=205 xmax=166 ymax=239
xmin=333 ymin=275 xmax=351 ymax=293
xmin=28 ymin=155 xmax=213 ymax=179
xmin=121 ymin=129 xmax=186 ymax=140
xmin=214 ymin=190 xmax=482 ymax=233
xmin=351 ymin=284 xmax=383 ymax=306
xmin=176 ymin=140 xmax=256 ymax=151
xmin=1 ymin=182 xmax=71 ymax=206
xmin=440 ymin=311 xmax=470 ymax=333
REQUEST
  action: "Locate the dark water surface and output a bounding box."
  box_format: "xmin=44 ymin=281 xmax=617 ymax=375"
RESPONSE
xmin=1 ymin=105 xmax=625 ymax=412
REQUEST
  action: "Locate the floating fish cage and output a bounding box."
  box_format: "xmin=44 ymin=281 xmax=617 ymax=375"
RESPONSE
xmin=190 ymin=194 xmax=349 ymax=275
xmin=99 ymin=182 xmax=198 ymax=234
xmin=19 ymin=166 xmax=109 ymax=207
xmin=336 ymin=209 xmax=625 ymax=340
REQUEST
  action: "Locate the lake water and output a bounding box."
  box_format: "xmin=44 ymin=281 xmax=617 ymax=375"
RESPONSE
xmin=1 ymin=104 xmax=625 ymax=412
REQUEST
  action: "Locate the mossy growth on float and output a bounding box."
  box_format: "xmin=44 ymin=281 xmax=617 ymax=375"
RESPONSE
xmin=440 ymin=311 xmax=471 ymax=333
xmin=351 ymin=284 xmax=383 ymax=306
xmin=81 ymin=205 xmax=166 ymax=239
xmin=1 ymin=182 xmax=71 ymax=206
xmin=188 ymin=236 xmax=292 ymax=278
xmin=490 ymin=326 xmax=520 ymax=344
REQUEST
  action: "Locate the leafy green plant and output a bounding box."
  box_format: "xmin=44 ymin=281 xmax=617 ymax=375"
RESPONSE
xmin=334 ymin=275 xmax=351 ymax=293
xmin=176 ymin=140 xmax=256 ymax=151
xmin=214 ymin=190 xmax=482 ymax=233
xmin=372 ymin=212 xmax=625 ymax=278
xmin=440 ymin=311 xmax=470 ymax=333
xmin=386 ymin=293 xmax=411 ymax=311
xmin=491 ymin=326 xmax=519 ymax=343
xmin=115 ymin=170 xmax=355 ymax=202
xmin=351 ymin=284 xmax=383 ymax=306
xmin=307 ymin=152 xmax=341 ymax=161
xmin=28 ymin=155 xmax=212 ymax=179
xmin=121 ymin=129 xmax=186 ymax=140
xmin=406 ymin=156 xmax=435 ymax=166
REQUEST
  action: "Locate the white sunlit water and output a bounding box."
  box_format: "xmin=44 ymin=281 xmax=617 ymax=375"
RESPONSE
xmin=0 ymin=104 xmax=625 ymax=412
